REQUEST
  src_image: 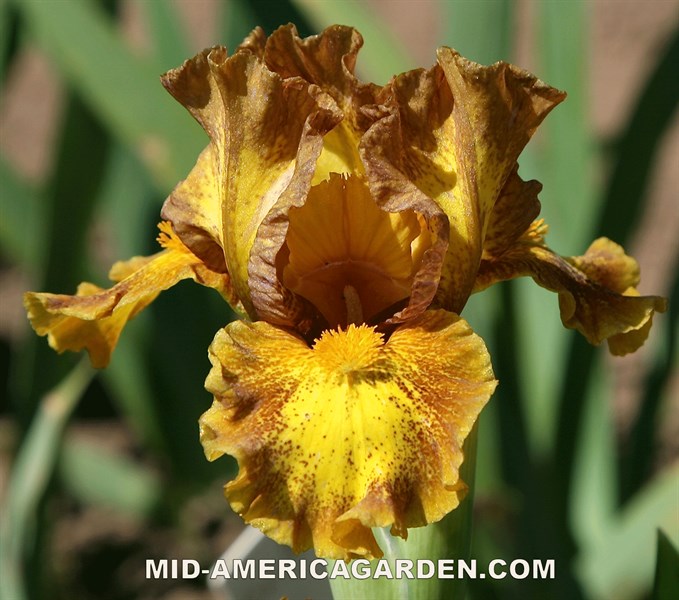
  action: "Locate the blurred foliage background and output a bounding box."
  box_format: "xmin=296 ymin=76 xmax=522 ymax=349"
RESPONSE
xmin=0 ymin=1 xmax=677 ymax=599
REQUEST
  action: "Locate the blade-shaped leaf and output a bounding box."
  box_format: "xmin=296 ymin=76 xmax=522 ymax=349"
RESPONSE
xmin=652 ymin=530 xmax=679 ymax=600
xmin=0 ymin=156 xmax=44 ymax=271
xmin=15 ymin=0 xmax=205 ymax=189
xmin=0 ymin=360 xmax=94 ymax=600
xmin=577 ymin=461 xmax=679 ymax=600
xmin=139 ymin=0 xmax=191 ymax=70
xmin=59 ymin=437 xmax=161 ymax=518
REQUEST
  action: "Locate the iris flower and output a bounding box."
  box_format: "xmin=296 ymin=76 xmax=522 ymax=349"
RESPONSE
xmin=24 ymin=25 xmax=666 ymax=560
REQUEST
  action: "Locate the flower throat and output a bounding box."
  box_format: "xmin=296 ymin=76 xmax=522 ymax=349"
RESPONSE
xmin=280 ymin=173 xmax=432 ymax=329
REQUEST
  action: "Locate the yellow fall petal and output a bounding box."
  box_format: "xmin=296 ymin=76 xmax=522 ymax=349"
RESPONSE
xmin=200 ymin=310 xmax=496 ymax=560
xmin=23 ymin=223 xmax=232 ymax=368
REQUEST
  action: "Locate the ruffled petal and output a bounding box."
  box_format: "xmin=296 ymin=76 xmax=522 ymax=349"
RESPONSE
xmin=263 ymin=24 xmax=374 ymax=111
xmin=264 ymin=24 xmax=381 ymax=183
xmin=474 ymin=233 xmax=667 ymax=355
xmin=237 ymin=26 xmax=267 ymax=58
xmin=23 ymin=223 xmax=232 ymax=368
xmin=436 ymin=49 xmax=565 ymax=235
xmin=200 ymin=310 xmax=496 ymax=559
xmin=363 ymin=55 xmax=564 ymax=314
xmin=161 ymin=45 xmax=341 ymax=318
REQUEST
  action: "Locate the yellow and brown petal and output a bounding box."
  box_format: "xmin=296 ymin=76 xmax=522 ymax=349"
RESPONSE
xmin=160 ymin=43 xmax=342 ymax=320
xmin=23 ymin=223 xmax=232 ymax=368
xmin=25 ymin=24 xmax=665 ymax=365
xmin=361 ymin=52 xmax=566 ymax=316
xmin=157 ymin=25 xmax=570 ymax=334
xmin=473 ymin=169 xmax=667 ymax=354
xmin=200 ymin=310 xmax=496 ymax=559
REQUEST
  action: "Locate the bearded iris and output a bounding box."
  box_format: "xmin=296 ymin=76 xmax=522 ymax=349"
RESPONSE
xmin=24 ymin=25 xmax=666 ymax=560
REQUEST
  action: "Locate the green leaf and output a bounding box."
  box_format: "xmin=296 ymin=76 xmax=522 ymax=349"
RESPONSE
xmin=652 ymin=530 xmax=679 ymax=600
xmin=15 ymin=0 xmax=205 ymax=189
xmin=139 ymin=0 xmax=191 ymax=70
xmin=11 ymin=92 xmax=111 ymax=420
xmin=219 ymin=0 xmax=259 ymax=50
xmin=59 ymin=437 xmax=161 ymax=518
xmin=250 ymin=0 xmax=315 ymax=38
xmin=41 ymin=93 xmax=110 ymax=291
xmin=621 ymin=265 xmax=679 ymax=502
xmin=440 ymin=0 xmax=512 ymax=64
xmin=0 ymin=360 xmax=94 ymax=600
xmin=570 ymin=359 xmax=617 ymax=548
xmin=95 ymin=145 xmax=168 ymax=454
xmin=148 ymin=282 xmax=236 ymax=485
xmin=97 ymin=144 xmax=157 ymax=255
xmin=596 ymin=28 xmax=679 ymax=245
xmin=535 ymin=1 xmax=595 ymax=253
xmin=577 ymin=461 xmax=679 ymax=600
xmin=0 ymin=156 xmax=44 ymax=271
xmin=0 ymin=0 xmax=20 ymax=83
xmin=103 ymin=326 xmax=166 ymax=455
xmin=517 ymin=0 xmax=595 ymax=461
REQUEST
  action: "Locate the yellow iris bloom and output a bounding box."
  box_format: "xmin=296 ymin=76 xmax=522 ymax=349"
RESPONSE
xmin=24 ymin=25 xmax=666 ymax=560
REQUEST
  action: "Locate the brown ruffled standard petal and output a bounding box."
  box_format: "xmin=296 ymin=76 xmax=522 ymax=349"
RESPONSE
xmin=475 ymin=233 xmax=667 ymax=355
xmin=363 ymin=54 xmax=565 ymax=315
xmin=248 ymin=28 xmax=450 ymax=332
xmin=24 ymin=223 xmax=232 ymax=368
xmin=200 ymin=310 xmax=496 ymax=559
xmin=161 ymin=45 xmax=341 ymax=318
xmin=263 ymin=24 xmax=369 ymax=109
xmin=237 ymin=26 xmax=267 ymax=58
xmin=264 ymin=24 xmax=381 ymax=176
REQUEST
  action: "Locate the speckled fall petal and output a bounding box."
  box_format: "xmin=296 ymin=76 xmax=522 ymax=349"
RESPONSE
xmin=200 ymin=310 xmax=496 ymax=559
xmin=23 ymin=223 xmax=232 ymax=368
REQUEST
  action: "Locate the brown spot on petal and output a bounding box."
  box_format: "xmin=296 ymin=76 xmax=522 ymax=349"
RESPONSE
xmin=200 ymin=310 xmax=496 ymax=559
